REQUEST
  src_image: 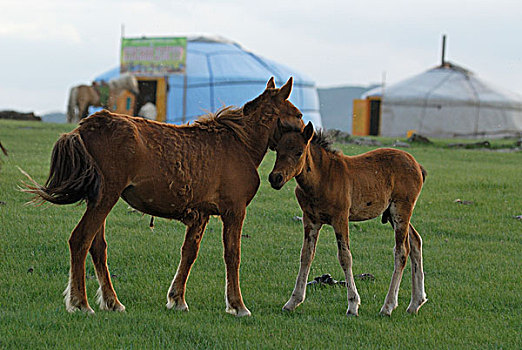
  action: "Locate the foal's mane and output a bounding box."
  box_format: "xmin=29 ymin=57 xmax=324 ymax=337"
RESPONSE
xmin=312 ymin=130 xmax=338 ymax=154
xmin=279 ymin=122 xmax=338 ymax=154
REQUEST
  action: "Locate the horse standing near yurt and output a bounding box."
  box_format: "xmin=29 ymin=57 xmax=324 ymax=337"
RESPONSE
xmin=67 ymin=73 xmax=139 ymax=123
xmin=268 ymin=121 xmax=428 ymax=317
xmin=22 ymin=78 xmax=304 ymax=316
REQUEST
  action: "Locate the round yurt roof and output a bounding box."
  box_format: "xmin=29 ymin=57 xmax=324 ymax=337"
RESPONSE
xmin=94 ymin=35 xmax=322 ymax=127
xmin=364 ymin=62 xmax=522 ymax=109
xmin=363 ymin=62 xmax=522 ymax=138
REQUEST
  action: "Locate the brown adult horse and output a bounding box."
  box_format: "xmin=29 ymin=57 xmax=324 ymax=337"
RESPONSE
xmin=23 ymin=78 xmax=304 ymax=316
xmin=269 ymin=121 xmax=427 ymax=316
xmin=67 ymin=73 xmax=139 ymax=123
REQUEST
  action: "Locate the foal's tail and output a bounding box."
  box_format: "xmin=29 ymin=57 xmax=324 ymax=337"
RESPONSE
xmin=381 ymin=163 xmax=427 ymax=226
xmin=20 ymin=131 xmax=101 ymax=206
xmin=419 ymin=164 xmax=427 ymax=183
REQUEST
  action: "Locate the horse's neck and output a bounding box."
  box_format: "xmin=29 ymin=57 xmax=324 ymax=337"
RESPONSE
xmin=295 ymin=144 xmax=326 ymax=194
xmin=241 ymin=112 xmax=274 ymax=167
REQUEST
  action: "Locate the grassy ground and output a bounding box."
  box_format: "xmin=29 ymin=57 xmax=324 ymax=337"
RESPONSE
xmin=0 ymin=119 xmax=520 ymax=349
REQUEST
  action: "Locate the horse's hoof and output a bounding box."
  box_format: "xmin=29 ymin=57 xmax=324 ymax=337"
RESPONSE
xmin=282 ymin=302 xmax=296 ymax=312
xmin=112 ymin=303 xmax=126 ymax=312
xmin=346 ymin=310 xmax=359 ymax=317
xmin=226 ymin=306 xmax=251 ymax=317
xmin=282 ymin=297 xmax=302 ymax=311
xmin=406 ymin=298 xmax=427 ymax=314
xmin=101 ymin=302 xmax=126 ymax=312
xmin=282 ymin=305 xmax=294 ymax=312
xmin=236 ymin=308 xmax=251 ymax=317
xmin=166 ymin=301 xmax=189 ymax=312
xmin=379 ymin=309 xmax=392 ymax=317
xmin=379 ymin=301 xmax=398 ymax=316
xmin=67 ymin=305 xmax=95 ymax=315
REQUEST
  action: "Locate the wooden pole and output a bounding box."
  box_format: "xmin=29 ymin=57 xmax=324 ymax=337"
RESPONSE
xmin=441 ymin=34 xmax=446 ymax=66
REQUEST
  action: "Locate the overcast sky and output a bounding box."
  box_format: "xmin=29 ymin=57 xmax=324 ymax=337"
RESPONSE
xmin=1 ymin=0 xmax=521 ymax=115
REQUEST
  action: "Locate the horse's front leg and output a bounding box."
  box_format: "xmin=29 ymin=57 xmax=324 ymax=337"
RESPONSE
xmin=333 ymin=216 xmax=360 ymax=316
xmin=283 ymin=214 xmax=322 ymax=311
xmin=222 ymin=208 xmax=250 ymax=317
xmin=89 ymin=220 xmax=125 ymax=312
xmin=166 ymin=214 xmax=209 ymax=311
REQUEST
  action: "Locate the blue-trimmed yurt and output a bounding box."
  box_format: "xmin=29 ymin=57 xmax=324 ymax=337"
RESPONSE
xmin=94 ymin=35 xmax=322 ymax=128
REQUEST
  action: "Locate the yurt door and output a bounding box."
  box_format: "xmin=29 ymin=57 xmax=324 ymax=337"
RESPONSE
xmin=135 ymin=77 xmax=168 ymax=122
xmin=369 ymin=98 xmax=381 ymax=136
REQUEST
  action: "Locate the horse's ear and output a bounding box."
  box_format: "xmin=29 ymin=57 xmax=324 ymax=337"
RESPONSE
xmin=278 ymin=77 xmax=293 ymax=100
xmin=302 ymin=121 xmax=314 ymax=142
xmin=266 ymin=77 xmax=275 ymax=89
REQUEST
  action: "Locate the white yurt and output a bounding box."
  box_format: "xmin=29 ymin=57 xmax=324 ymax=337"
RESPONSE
xmin=364 ymin=62 xmax=522 ymax=138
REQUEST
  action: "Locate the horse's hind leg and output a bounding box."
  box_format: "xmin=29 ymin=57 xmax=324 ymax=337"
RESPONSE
xmin=65 ymin=195 xmax=119 ymax=313
xmin=166 ymin=213 xmax=209 ymax=312
xmin=283 ymin=214 xmax=322 ymax=311
xmin=406 ymin=223 xmax=427 ymax=314
xmin=90 ymin=221 xmax=125 ymax=312
xmin=333 ymin=216 xmax=360 ymax=316
xmin=380 ymin=202 xmax=411 ymax=316
xmin=222 ymin=208 xmax=251 ymax=317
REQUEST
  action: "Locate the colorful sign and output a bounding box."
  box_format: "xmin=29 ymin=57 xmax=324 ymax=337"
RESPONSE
xmin=121 ymin=37 xmax=187 ymax=74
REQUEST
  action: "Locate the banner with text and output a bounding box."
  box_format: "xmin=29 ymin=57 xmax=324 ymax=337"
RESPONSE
xmin=121 ymin=37 xmax=187 ymax=74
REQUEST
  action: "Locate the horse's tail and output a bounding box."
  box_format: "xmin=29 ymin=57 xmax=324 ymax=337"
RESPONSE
xmin=0 ymin=140 xmax=7 ymax=156
xmin=20 ymin=131 xmax=101 ymax=206
xmin=381 ymin=163 xmax=428 ymax=226
xmin=419 ymin=164 xmax=427 ymax=183
xmin=67 ymin=87 xmax=78 ymax=123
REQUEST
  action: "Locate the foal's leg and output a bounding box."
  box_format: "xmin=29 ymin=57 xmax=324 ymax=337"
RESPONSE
xmin=406 ymin=223 xmax=427 ymax=314
xmin=166 ymin=214 xmax=209 ymax=311
xmin=283 ymin=214 xmax=322 ymax=311
xmin=333 ymin=217 xmax=360 ymax=316
xmin=90 ymin=221 xmax=125 ymax=312
xmin=64 ymin=194 xmax=120 ymax=314
xmin=380 ymin=202 xmax=412 ymax=316
xmin=222 ymin=208 xmax=250 ymax=317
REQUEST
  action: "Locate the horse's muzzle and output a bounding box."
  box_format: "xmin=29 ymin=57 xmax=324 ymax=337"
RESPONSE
xmin=268 ymin=172 xmax=284 ymax=190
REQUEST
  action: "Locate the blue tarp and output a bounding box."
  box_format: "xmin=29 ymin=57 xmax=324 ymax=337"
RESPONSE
xmin=94 ymin=36 xmax=322 ymax=128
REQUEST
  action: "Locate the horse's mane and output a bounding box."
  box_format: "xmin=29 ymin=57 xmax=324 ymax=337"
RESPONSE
xmin=312 ymin=129 xmax=338 ymax=154
xmin=279 ymin=122 xmax=338 ymax=154
xmin=193 ymin=106 xmax=256 ymax=152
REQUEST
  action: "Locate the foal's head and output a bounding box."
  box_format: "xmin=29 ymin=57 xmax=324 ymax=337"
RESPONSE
xmin=243 ymin=77 xmax=305 ymax=149
xmin=269 ymin=121 xmax=314 ymax=190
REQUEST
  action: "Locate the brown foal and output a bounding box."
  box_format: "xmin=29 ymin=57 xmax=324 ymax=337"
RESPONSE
xmin=269 ymin=121 xmax=427 ymax=316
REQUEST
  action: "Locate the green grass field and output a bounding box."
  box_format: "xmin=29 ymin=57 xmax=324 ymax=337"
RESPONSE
xmin=1 ymin=119 xmax=520 ymax=349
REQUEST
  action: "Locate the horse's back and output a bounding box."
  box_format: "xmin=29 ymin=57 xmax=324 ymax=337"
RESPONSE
xmin=348 ymin=148 xmax=423 ymax=182
xmin=79 ymin=111 xmax=142 ymax=156
xmin=77 ymin=110 xmax=259 ymax=217
xmin=337 ymin=148 xmax=425 ymax=221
